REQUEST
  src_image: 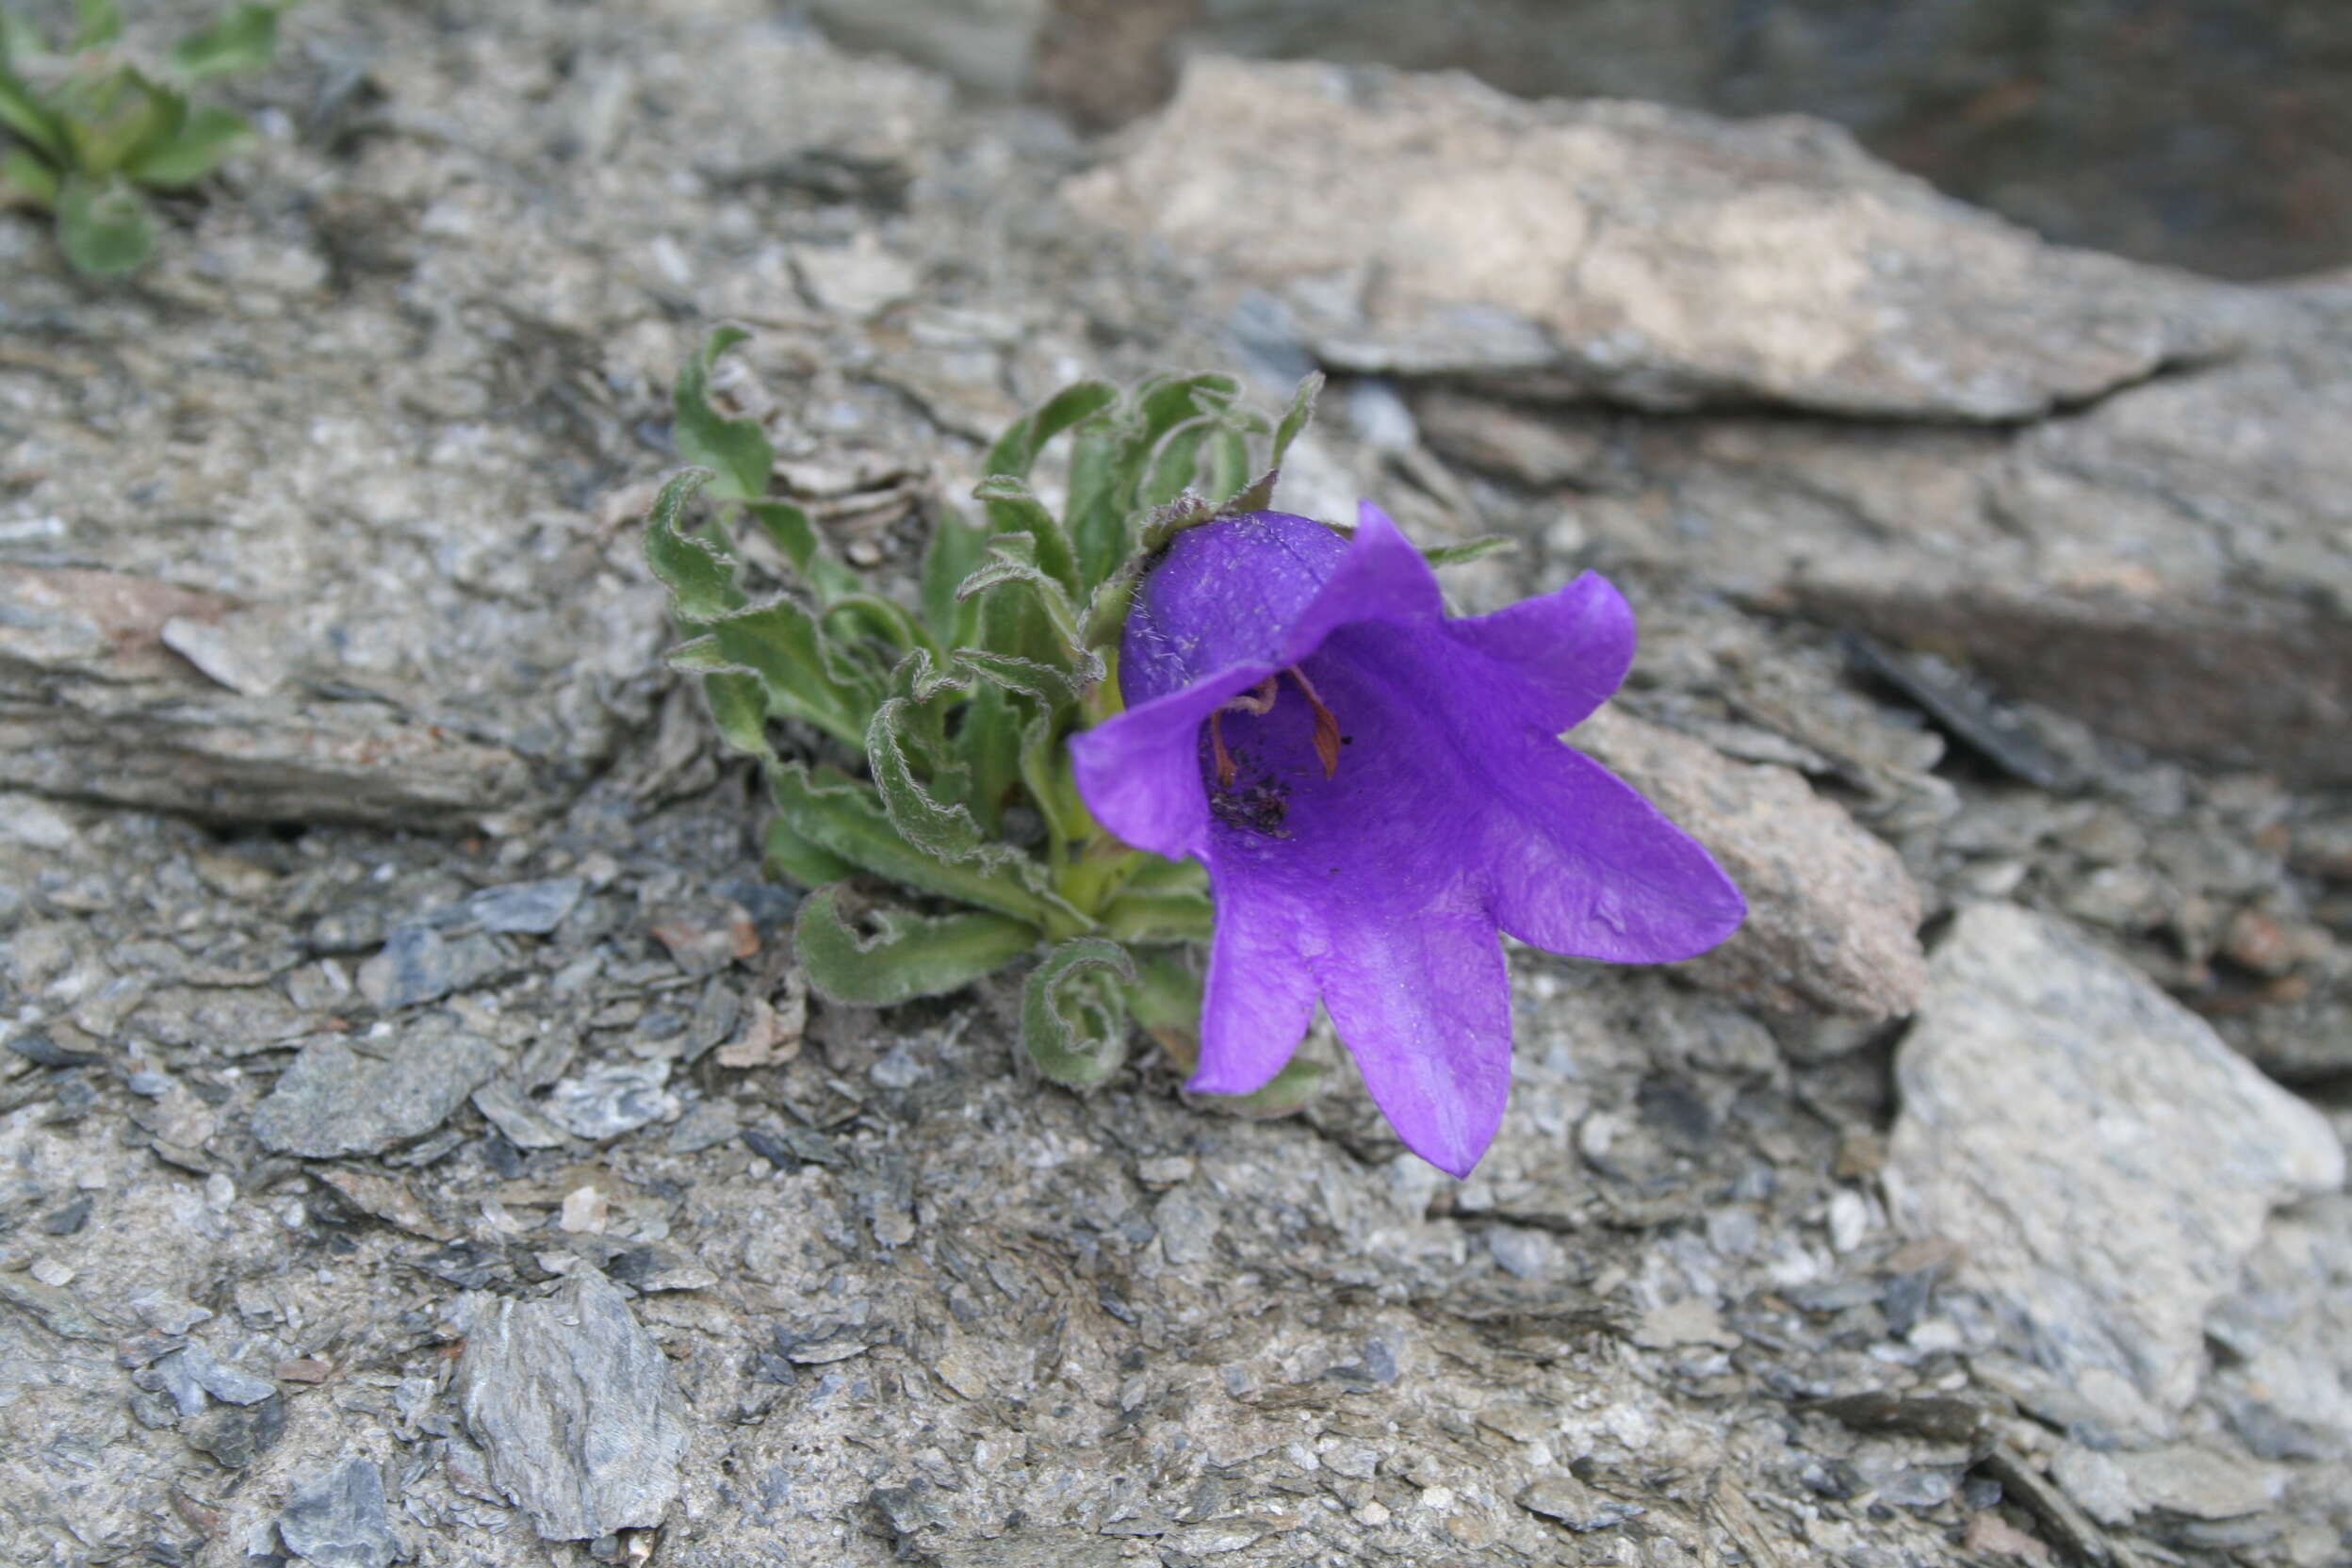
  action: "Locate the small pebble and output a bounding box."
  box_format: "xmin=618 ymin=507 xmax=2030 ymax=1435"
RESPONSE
xmin=29 ymin=1257 xmax=75 ymax=1287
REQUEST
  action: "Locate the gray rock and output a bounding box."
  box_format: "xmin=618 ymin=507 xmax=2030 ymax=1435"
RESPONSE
xmin=253 ymin=1019 xmax=502 ymax=1158
xmin=456 ymin=1269 xmax=689 ymax=1540
xmin=541 ymin=1061 xmax=679 ymax=1142
xmin=465 ymin=876 xmax=584 ymax=936
xmin=470 ymin=1080 xmax=573 ymax=1151
xmin=357 ymin=926 xmax=511 ymax=1011
xmin=0 ymin=567 xmax=535 ymax=830
xmin=2207 ymin=1196 xmax=2352 ymax=1460
xmin=1885 ymin=904 xmax=2344 ymax=1410
xmin=183 ymin=1394 xmax=286 ymax=1470
xmin=161 ymin=1343 xmax=277 ymax=1406
xmin=1572 ymin=708 xmax=1928 ymax=1020
xmin=278 ymin=1456 xmax=401 ymax=1568
xmin=1065 ymin=57 xmax=2240 ymax=420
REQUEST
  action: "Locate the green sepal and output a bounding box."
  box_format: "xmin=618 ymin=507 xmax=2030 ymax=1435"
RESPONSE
xmin=764 ymin=817 xmax=857 ymax=889
xmin=672 ymin=326 xmax=772 ymax=501
xmin=1203 ymin=1056 xmax=1331 ymax=1119
xmin=2 ymin=145 xmax=59 ymax=207
xmin=1420 ymin=537 xmax=1519 ymax=568
xmin=55 ymin=171 xmax=153 ymax=276
xmin=982 ymin=379 xmax=1117 ymax=482
xmin=167 ymin=3 xmax=282 ymax=85
xmin=122 ymin=104 xmax=252 ymax=187
xmin=0 ymin=62 xmax=66 ymax=164
xmin=1021 ymin=938 xmax=1135 ymax=1089
xmin=1224 ymin=372 xmax=1324 ymax=515
xmin=771 ymin=762 xmax=1064 ymax=926
xmin=794 ymin=884 xmax=1037 ymax=1006
xmin=643 ymin=469 xmax=743 ymax=623
xmin=1100 ymin=886 xmax=1214 ymax=945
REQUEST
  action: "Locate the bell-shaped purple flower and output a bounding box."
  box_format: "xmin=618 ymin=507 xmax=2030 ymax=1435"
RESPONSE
xmin=1071 ymin=504 xmax=1744 ymax=1177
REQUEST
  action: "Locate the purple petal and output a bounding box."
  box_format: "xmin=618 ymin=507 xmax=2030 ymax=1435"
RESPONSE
xmin=1191 ymin=868 xmax=1319 ymax=1095
xmin=1479 ymin=735 xmax=1748 ymax=962
xmin=1120 ymin=512 xmax=1346 ymax=704
xmin=1446 ymin=572 xmax=1637 ymax=735
xmin=1310 ymin=898 xmax=1512 ymax=1179
xmin=1275 ymin=501 xmax=1445 ymax=664
xmin=1069 ymin=666 xmax=1275 ymax=860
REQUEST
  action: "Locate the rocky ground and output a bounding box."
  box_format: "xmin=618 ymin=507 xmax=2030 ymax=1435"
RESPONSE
xmin=3 ymin=4 xmax=2349 ymax=1566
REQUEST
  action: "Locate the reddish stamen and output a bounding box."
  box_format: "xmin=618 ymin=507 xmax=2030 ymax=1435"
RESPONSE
xmin=1286 ymin=665 xmax=1344 ymax=780
xmin=1209 ymin=710 xmax=1237 ymax=787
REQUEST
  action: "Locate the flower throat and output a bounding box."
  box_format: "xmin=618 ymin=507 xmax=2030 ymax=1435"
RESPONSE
xmin=1208 ymin=665 xmax=1343 ymax=789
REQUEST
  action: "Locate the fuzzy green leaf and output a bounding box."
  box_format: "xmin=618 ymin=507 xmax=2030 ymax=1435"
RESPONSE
xmin=954 ymin=648 xmax=1086 ymax=707
xmin=954 ymin=543 xmax=1093 ymax=673
xmin=794 ymin=884 xmax=1036 ymax=1006
xmin=919 ymin=512 xmax=988 ymax=648
xmin=2 ymin=144 xmax=59 ymax=207
xmin=972 ymin=472 xmax=1080 ymax=596
xmin=1022 ymin=937 xmax=1135 ymax=1089
xmin=72 ymin=0 xmax=122 ymax=51
xmin=643 ymin=469 xmax=743 ymax=624
xmin=703 ymin=599 xmax=876 ymax=750
xmin=771 ymin=762 xmax=1062 ymax=926
xmin=122 ymin=103 xmax=252 ymax=186
xmin=866 ymin=695 xmax=995 ymax=866
xmin=694 ymin=663 xmax=771 ymax=758
xmin=0 ymin=62 xmax=65 ymax=162
xmin=743 ymin=498 xmax=862 ymax=602
xmin=1138 ymin=416 xmax=1214 ymax=510
xmin=983 ymin=379 xmax=1116 ymax=482
xmin=55 ymin=172 xmax=152 ymax=275
xmin=168 ymin=3 xmax=281 ymax=84
xmin=673 ymin=326 xmax=772 ymax=501
xmin=764 ymin=817 xmax=857 ymax=889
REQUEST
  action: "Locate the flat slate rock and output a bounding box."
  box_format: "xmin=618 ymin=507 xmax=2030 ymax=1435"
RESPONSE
xmin=455 ymin=1268 xmax=689 ymax=1541
xmin=1066 ymin=57 xmax=2242 ymax=419
xmin=278 ymin=1456 xmax=402 ymax=1568
xmin=1886 ymin=903 xmax=2344 ymax=1411
xmin=253 ymin=1018 xmax=502 ymax=1158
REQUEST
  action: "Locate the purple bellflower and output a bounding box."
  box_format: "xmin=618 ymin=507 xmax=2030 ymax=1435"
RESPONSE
xmin=1070 ymin=505 xmax=1745 ymax=1178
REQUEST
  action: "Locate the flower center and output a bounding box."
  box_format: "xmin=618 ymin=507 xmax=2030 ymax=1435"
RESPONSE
xmin=1208 ymin=664 xmax=1343 ymax=788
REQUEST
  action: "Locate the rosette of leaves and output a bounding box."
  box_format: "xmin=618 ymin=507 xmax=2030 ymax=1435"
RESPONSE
xmin=0 ymin=0 xmax=288 ymax=276
xmin=645 ymin=327 xmax=1325 ymax=1107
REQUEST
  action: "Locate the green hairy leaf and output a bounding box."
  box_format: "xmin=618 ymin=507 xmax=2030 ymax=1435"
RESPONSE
xmin=640 ymin=338 xmax=1335 ymax=1040
xmin=794 ymin=885 xmax=1037 ymax=1006
xmin=672 ymin=326 xmax=772 ymax=501
xmin=167 ymin=3 xmax=282 ymax=85
xmin=123 ymin=104 xmax=253 ymax=187
xmin=1022 ymin=938 xmax=1135 ymax=1089
xmin=56 ymin=172 xmax=152 ymax=275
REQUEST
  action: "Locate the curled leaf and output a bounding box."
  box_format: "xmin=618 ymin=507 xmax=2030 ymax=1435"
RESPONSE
xmin=1021 ymin=938 xmax=1135 ymax=1089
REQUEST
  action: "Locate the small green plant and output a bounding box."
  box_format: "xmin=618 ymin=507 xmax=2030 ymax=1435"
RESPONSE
xmin=0 ymin=0 xmax=289 ymax=276
xmin=648 ymin=328 xmax=1328 ymax=1107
